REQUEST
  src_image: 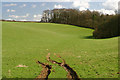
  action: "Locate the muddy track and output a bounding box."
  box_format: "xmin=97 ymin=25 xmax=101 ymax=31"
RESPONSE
xmin=34 ymin=61 xmax=52 ymax=80
xmin=35 ymin=53 xmax=81 ymax=80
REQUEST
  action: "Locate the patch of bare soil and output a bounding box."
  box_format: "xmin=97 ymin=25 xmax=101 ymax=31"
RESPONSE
xmin=34 ymin=61 xmax=52 ymax=80
xmin=16 ymin=64 xmax=28 ymax=68
xmin=35 ymin=53 xmax=81 ymax=80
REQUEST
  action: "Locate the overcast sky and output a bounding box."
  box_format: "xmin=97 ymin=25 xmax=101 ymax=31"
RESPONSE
xmin=1 ymin=0 xmax=119 ymax=21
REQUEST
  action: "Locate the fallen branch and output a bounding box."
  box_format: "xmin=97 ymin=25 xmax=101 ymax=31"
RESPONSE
xmin=34 ymin=60 xmax=52 ymax=80
xmin=46 ymin=53 xmax=80 ymax=80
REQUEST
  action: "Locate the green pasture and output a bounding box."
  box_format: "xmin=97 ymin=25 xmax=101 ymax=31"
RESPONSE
xmin=2 ymin=22 xmax=118 ymax=78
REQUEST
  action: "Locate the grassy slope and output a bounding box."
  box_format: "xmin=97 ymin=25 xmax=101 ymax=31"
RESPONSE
xmin=2 ymin=22 xmax=118 ymax=78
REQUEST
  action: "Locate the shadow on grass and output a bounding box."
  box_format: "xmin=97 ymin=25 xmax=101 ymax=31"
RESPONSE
xmin=83 ymin=35 xmax=118 ymax=39
xmin=83 ymin=36 xmax=94 ymax=39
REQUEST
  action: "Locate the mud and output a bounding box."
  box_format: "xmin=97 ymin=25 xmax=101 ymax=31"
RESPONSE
xmin=35 ymin=53 xmax=81 ymax=80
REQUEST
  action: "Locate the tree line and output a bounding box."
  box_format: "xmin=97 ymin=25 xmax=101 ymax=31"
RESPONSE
xmin=41 ymin=9 xmax=120 ymax=39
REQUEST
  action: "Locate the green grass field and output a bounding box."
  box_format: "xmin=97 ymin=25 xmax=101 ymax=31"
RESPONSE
xmin=2 ymin=22 xmax=118 ymax=78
